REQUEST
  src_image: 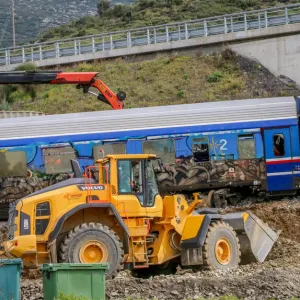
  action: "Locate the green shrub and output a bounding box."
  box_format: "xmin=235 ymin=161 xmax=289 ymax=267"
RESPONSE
xmin=1 ymin=85 xmax=18 ymax=103
xmin=177 ymin=89 xmax=185 ymax=97
xmin=207 ymin=71 xmax=224 ymax=82
xmin=97 ymin=0 xmax=111 ymax=16
xmin=0 ymin=98 xmax=10 ymax=110
xmin=14 ymin=63 xmax=37 ymax=71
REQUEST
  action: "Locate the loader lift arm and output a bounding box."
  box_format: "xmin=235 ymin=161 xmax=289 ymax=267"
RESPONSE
xmin=0 ymin=71 xmax=126 ymax=110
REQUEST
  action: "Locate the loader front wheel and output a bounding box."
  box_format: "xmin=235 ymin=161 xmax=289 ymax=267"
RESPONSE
xmin=203 ymin=221 xmax=241 ymax=270
xmin=59 ymin=223 xmax=123 ymax=278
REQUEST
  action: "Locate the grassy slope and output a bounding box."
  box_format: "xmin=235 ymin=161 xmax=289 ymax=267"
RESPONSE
xmin=5 ymin=51 xmax=299 ymax=115
xmin=37 ymin=0 xmax=300 ymax=42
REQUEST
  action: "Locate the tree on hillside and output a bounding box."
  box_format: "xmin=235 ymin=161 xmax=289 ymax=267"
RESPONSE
xmin=98 ymin=0 xmax=111 ymax=17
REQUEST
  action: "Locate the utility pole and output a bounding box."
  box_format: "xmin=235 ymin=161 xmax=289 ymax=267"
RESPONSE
xmin=12 ymin=0 xmax=16 ymax=48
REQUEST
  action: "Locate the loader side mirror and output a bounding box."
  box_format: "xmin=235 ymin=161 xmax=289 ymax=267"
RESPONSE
xmin=70 ymin=159 xmax=82 ymax=178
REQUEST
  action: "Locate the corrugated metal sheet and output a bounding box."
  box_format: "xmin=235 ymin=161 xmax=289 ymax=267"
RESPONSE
xmin=0 ymin=111 xmax=45 ymax=119
xmin=0 ymin=97 xmax=297 ymax=140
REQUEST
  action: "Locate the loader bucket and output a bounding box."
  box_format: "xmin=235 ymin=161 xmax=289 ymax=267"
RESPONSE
xmin=243 ymin=211 xmax=279 ymax=262
xmin=222 ymin=211 xmax=279 ymax=263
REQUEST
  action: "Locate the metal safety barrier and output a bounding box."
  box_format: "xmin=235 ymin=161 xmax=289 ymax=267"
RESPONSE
xmin=1 ymin=4 xmax=300 ymax=67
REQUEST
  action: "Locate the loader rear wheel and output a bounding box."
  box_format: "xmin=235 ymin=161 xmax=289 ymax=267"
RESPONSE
xmin=59 ymin=223 xmax=123 ymax=278
xmin=203 ymin=221 xmax=241 ymax=270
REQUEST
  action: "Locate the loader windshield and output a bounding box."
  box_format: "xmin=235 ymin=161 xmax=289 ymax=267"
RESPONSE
xmin=145 ymin=160 xmax=159 ymax=206
xmin=118 ymin=160 xmax=143 ymax=195
xmin=103 ymin=162 xmax=110 ymax=184
xmin=117 ymin=159 xmax=158 ymax=207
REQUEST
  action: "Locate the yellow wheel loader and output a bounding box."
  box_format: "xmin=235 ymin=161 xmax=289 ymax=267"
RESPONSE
xmin=3 ymin=155 xmax=279 ymax=277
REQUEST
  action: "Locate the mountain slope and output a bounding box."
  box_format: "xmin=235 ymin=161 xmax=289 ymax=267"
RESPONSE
xmin=37 ymin=0 xmax=300 ymax=43
xmin=0 ymin=0 xmax=134 ymax=48
xmin=1 ymin=0 xmax=298 ymax=48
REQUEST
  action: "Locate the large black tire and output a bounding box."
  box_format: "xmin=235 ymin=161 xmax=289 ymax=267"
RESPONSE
xmin=59 ymin=223 xmax=123 ymax=278
xmin=203 ymin=221 xmax=241 ymax=270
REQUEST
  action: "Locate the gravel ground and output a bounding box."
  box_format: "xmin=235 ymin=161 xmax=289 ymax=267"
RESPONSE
xmin=20 ymin=200 xmax=300 ymax=300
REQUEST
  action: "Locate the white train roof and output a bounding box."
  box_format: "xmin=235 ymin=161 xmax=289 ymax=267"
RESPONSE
xmin=0 ymin=97 xmax=297 ymax=140
xmin=0 ymin=111 xmax=44 ymax=119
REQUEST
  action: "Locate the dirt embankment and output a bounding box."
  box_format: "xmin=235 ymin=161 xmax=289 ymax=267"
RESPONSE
xmin=226 ymin=199 xmax=300 ymax=242
xmin=21 ymin=200 xmax=300 ymax=300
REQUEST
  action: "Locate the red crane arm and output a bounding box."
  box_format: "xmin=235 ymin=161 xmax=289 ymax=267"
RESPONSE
xmin=50 ymin=72 xmax=125 ymax=110
xmin=0 ymin=71 xmax=125 ymax=110
xmin=50 ymin=72 xmax=99 ymax=84
xmin=90 ymin=79 xmax=124 ymax=110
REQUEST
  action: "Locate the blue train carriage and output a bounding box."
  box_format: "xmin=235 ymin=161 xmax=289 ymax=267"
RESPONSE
xmin=0 ymin=96 xmax=299 ymax=215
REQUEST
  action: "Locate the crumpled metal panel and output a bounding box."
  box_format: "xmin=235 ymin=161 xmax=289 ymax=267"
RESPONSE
xmin=0 ymin=151 xmax=27 ymax=177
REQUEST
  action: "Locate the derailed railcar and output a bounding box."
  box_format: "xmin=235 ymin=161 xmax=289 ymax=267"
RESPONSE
xmin=0 ymin=96 xmax=300 ymax=215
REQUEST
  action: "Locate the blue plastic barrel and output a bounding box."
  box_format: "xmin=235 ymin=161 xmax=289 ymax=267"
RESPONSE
xmin=0 ymin=259 xmax=22 ymax=300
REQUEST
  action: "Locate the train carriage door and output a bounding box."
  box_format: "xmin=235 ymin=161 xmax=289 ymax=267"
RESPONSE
xmin=263 ymin=128 xmax=293 ymax=191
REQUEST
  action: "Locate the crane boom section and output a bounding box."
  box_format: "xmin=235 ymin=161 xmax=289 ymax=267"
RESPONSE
xmin=0 ymin=71 xmax=125 ymax=109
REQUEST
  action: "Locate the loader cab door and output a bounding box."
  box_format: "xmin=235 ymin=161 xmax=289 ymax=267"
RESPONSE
xmin=116 ymin=159 xmax=162 ymax=217
xmin=263 ymin=128 xmax=294 ymax=191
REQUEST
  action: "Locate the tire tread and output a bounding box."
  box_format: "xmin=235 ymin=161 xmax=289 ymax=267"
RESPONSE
xmin=203 ymin=221 xmax=241 ymax=270
xmin=58 ymin=222 xmax=124 ymax=278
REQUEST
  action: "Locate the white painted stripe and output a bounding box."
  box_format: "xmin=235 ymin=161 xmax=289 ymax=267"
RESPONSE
xmin=0 ymin=116 xmax=296 ymax=141
xmin=266 ymin=157 xmax=292 ymax=162
xmin=266 ymin=157 xmax=300 ymax=162
xmin=293 ymin=171 xmax=300 ymax=174
xmin=267 ymin=172 xmax=293 ymax=176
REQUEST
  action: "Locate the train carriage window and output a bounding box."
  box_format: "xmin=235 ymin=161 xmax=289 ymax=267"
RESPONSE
xmin=238 ymin=134 xmax=255 ymax=159
xmin=0 ymin=151 xmax=27 ymax=177
xmin=192 ymin=137 xmax=209 ymax=162
xmin=93 ymin=143 xmax=126 ymax=160
xmin=273 ymin=134 xmax=285 ymax=157
xmin=44 ymin=147 xmax=76 ymax=174
xmin=143 ymin=139 xmax=175 ymax=165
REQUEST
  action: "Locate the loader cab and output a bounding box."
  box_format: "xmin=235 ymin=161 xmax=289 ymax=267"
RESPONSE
xmin=106 ymin=154 xmax=163 ymax=218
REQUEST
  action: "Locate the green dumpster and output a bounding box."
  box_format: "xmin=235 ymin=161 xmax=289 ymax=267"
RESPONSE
xmin=42 ymin=263 xmax=108 ymax=300
xmin=0 ymin=258 xmax=22 ymax=300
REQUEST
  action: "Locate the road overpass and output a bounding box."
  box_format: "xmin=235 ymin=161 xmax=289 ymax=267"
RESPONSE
xmin=1 ymin=4 xmax=300 ymax=85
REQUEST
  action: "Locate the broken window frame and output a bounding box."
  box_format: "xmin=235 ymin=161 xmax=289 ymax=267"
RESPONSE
xmin=192 ymin=137 xmax=210 ymax=162
xmin=43 ymin=146 xmax=76 ymax=174
xmin=238 ymin=134 xmax=256 ymax=160
xmin=142 ymin=139 xmax=176 ymax=165
xmin=93 ymin=142 xmax=126 ymax=160
xmin=0 ymin=151 xmax=27 ymax=177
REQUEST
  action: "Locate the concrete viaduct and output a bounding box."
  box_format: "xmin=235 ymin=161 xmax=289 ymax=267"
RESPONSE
xmin=1 ymin=4 xmax=300 ymax=85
